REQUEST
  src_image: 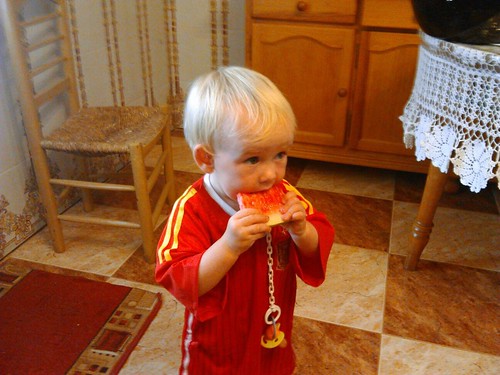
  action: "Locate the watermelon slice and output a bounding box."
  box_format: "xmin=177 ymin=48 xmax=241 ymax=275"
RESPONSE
xmin=237 ymin=184 xmax=286 ymax=226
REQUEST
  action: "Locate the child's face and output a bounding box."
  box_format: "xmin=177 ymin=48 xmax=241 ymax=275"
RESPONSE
xmin=210 ymin=125 xmax=292 ymax=206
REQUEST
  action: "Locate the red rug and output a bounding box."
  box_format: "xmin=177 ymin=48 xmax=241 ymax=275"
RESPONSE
xmin=0 ymin=265 xmax=161 ymax=375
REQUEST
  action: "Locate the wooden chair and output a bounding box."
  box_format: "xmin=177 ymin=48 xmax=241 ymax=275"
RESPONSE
xmin=2 ymin=0 xmax=176 ymax=263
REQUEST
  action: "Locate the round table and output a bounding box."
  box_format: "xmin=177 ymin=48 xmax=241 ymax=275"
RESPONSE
xmin=399 ymin=32 xmax=499 ymax=270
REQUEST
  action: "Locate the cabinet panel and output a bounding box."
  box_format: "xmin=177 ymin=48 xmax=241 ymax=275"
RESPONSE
xmin=252 ymin=0 xmax=357 ymax=24
xmin=251 ymin=23 xmax=355 ymax=148
xmin=350 ymin=31 xmax=420 ymax=155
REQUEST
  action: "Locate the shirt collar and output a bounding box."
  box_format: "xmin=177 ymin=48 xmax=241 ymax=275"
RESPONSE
xmin=203 ymin=174 xmax=237 ymax=216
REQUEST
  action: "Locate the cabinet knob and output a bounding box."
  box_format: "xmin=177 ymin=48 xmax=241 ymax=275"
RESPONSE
xmin=296 ymin=1 xmax=307 ymax=12
xmin=338 ymin=88 xmax=348 ymax=97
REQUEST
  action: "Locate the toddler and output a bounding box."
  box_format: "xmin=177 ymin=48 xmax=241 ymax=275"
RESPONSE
xmin=156 ymin=66 xmax=334 ymax=374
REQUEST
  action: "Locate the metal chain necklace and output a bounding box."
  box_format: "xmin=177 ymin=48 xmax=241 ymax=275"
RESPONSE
xmin=260 ymin=232 xmax=287 ymax=348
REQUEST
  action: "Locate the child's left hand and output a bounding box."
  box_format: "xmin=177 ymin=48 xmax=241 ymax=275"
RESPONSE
xmin=279 ymin=191 xmax=307 ymax=236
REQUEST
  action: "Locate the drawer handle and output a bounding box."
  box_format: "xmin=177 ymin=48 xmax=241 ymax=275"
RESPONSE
xmin=338 ymin=88 xmax=348 ymax=97
xmin=296 ymin=1 xmax=307 ymax=12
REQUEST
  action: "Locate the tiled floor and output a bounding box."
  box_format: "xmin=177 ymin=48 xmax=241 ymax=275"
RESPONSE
xmin=3 ymin=135 xmax=500 ymax=374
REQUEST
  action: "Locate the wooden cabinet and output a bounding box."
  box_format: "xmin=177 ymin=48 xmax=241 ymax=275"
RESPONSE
xmin=246 ymin=0 xmax=429 ymax=173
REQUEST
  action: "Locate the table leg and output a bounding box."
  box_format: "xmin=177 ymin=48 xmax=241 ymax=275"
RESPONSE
xmin=404 ymin=164 xmax=449 ymax=270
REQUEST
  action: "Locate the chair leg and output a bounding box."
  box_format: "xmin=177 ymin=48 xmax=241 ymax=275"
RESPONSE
xmin=33 ymin=149 xmax=66 ymax=253
xmin=130 ymin=144 xmax=156 ymax=264
xmin=162 ymin=127 xmax=177 ymax=206
xmin=80 ymin=157 xmax=94 ymax=212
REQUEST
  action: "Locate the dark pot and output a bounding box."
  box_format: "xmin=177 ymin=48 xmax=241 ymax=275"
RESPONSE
xmin=411 ymin=0 xmax=500 ymax=44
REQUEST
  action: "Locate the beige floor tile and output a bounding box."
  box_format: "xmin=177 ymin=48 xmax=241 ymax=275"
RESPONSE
xmin=10 ymin=204 xmax=142 ymax=276
xmin=379 ymin=335 xmax=500 ymax=375
xmin=295 ymin=243 xmax=388 ymax=332
xmin=391 ymin=201 xmax=500 ymax=271
xmin=297 ymin=161 xmax=395 ymax=200
xmin=145 ymin=137 xmax=198 ymax=173
xmin=108 ymin=279 xmax=183 ymax=374
xmin=171 ymin=135 xmax=200 ymax=173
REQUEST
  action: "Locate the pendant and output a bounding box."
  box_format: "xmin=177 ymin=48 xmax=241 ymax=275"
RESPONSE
xmin=261 ymin=322 xmax=287 ymax=349
xmin=261 ymin=307 xmax=287 ymax=349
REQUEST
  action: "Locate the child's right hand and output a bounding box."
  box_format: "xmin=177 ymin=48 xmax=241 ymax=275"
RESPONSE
xmin=222 ymin=208 xmax=271 ymax=256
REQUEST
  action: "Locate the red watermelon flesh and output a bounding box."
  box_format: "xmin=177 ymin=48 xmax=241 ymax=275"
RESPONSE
xmin=237 ymin=184 xmax=285 ymax=226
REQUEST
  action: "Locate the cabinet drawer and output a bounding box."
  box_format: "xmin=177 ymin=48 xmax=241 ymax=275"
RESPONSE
xmin=252 ymin=0 xmax=357 ymax=24
xmin=362 ymin=0 xmax=418 ymax=29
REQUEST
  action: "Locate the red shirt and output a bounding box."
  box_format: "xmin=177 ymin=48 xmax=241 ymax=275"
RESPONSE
xmin=156 ymin=177 xmax=334 ymax=374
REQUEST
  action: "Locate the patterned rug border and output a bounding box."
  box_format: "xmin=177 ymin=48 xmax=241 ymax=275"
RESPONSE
xmin=0 ymin=263 xmax=162 ymax=375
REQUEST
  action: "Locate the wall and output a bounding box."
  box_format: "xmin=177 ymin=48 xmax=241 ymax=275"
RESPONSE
xmin=0 ymin=0 xmax=245 ymax=258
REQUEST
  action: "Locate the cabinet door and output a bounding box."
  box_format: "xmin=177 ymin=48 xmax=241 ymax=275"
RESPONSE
xmin=350 ymin=31 xmax=420 ymax=155
xmin=251 ymin=23 xmax=355 ymax=148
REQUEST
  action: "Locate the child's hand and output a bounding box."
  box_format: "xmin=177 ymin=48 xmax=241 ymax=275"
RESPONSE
xmin=222 ymin=208 xmax=271 ymax=256
xmin=279 ymin=191 xmax=307 ymax=236
xmin=279 ymin=191 xmax=319 ymax=256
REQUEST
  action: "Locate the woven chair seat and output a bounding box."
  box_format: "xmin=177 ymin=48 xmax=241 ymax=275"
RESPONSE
xmin=41 ymin=106 xmax=166 ymax=156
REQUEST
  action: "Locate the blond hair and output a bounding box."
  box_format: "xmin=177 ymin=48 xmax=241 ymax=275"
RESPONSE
xmin=183 ymin=66 xmax=296 ymax=152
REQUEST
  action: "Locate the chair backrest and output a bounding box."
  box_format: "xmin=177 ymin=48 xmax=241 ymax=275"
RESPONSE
xmin=2 ymin=0 xmax=80 ymax=144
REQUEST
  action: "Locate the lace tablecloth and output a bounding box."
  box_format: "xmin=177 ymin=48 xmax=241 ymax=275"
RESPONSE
xmin=400 ymin=32 xmax=499 ymax=193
